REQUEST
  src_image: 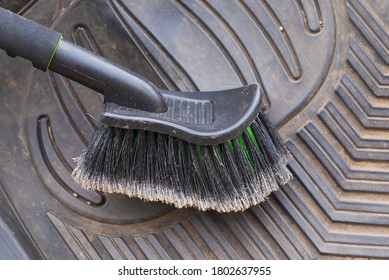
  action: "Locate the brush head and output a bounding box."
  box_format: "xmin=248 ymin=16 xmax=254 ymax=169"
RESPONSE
xmin=72 ymin=108 xmax=292 ymax=212
xmin=101 ymin=84 xmax=262 ymax=145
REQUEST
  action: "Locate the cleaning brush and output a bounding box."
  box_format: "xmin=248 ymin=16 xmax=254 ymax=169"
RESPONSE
xmin=0 ymin=8 xmax=292 ymax=212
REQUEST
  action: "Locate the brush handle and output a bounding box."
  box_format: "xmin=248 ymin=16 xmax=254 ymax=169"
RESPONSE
xmin=0 ymin=7 xmax=62 ymax=71
xmin=0 ymin=7 xmax=167 ymax=113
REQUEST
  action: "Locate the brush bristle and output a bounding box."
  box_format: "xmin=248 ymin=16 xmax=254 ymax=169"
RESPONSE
xmin=72 ymin=111 xmax=292 ymax=212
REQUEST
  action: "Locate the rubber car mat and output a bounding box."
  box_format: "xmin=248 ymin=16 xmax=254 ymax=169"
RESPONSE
xmin=0 ymin=0 xmax=388 ymax=259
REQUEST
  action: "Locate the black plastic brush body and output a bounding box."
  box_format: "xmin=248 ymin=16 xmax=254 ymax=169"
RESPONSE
xmin=0 ymin=7 xmax=292 ymax=212
xmin=0 ymin=7 xmax=262 ymax=144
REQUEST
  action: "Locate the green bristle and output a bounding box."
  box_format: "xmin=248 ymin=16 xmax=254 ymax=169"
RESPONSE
xmin=236 ymin=134 xmax=254 ymax=168
xmin=195 ymin=144 xmax=204 ymax=166
xmin=247 ymin=125 xmax=260 ymax=149
xmin=131 ymin=129 xmax=140 ymax=159
xmin=227 ymin=140 xmax=234 ymax=154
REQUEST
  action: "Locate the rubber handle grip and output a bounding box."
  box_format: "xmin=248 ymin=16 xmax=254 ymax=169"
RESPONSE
xmin=0 ymin=7 xmax=62 ymax=71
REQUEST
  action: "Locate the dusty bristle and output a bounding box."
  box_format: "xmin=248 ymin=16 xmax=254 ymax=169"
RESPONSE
xmin=72 ymin=111 xmax=292 ymax=212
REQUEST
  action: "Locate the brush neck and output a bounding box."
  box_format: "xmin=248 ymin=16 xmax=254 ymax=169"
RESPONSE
xmin=50 ymin=40 xmax=167 ymax=113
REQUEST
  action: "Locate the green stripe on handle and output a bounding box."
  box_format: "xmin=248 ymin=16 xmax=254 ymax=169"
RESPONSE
xmin=0 ymin=7 xmax=62 ymax=72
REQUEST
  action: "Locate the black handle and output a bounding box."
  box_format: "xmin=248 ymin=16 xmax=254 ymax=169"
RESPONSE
xmin=0 ymin=7 xmax=62 ymax=71
xmin=0 ymin=7 xmax=167 ymax=113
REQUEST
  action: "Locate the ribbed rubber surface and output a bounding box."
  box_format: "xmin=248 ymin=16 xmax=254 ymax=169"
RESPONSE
xmin=0 ymin=0 xmax=388 ymax=259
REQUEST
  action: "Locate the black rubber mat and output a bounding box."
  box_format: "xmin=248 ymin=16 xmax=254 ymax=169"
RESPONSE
xmin=0 ymin=0 xmax=388 ymax=259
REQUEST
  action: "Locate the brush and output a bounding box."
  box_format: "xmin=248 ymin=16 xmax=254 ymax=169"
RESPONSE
xmin=0 ymin=8 xmax=292 ymax=212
